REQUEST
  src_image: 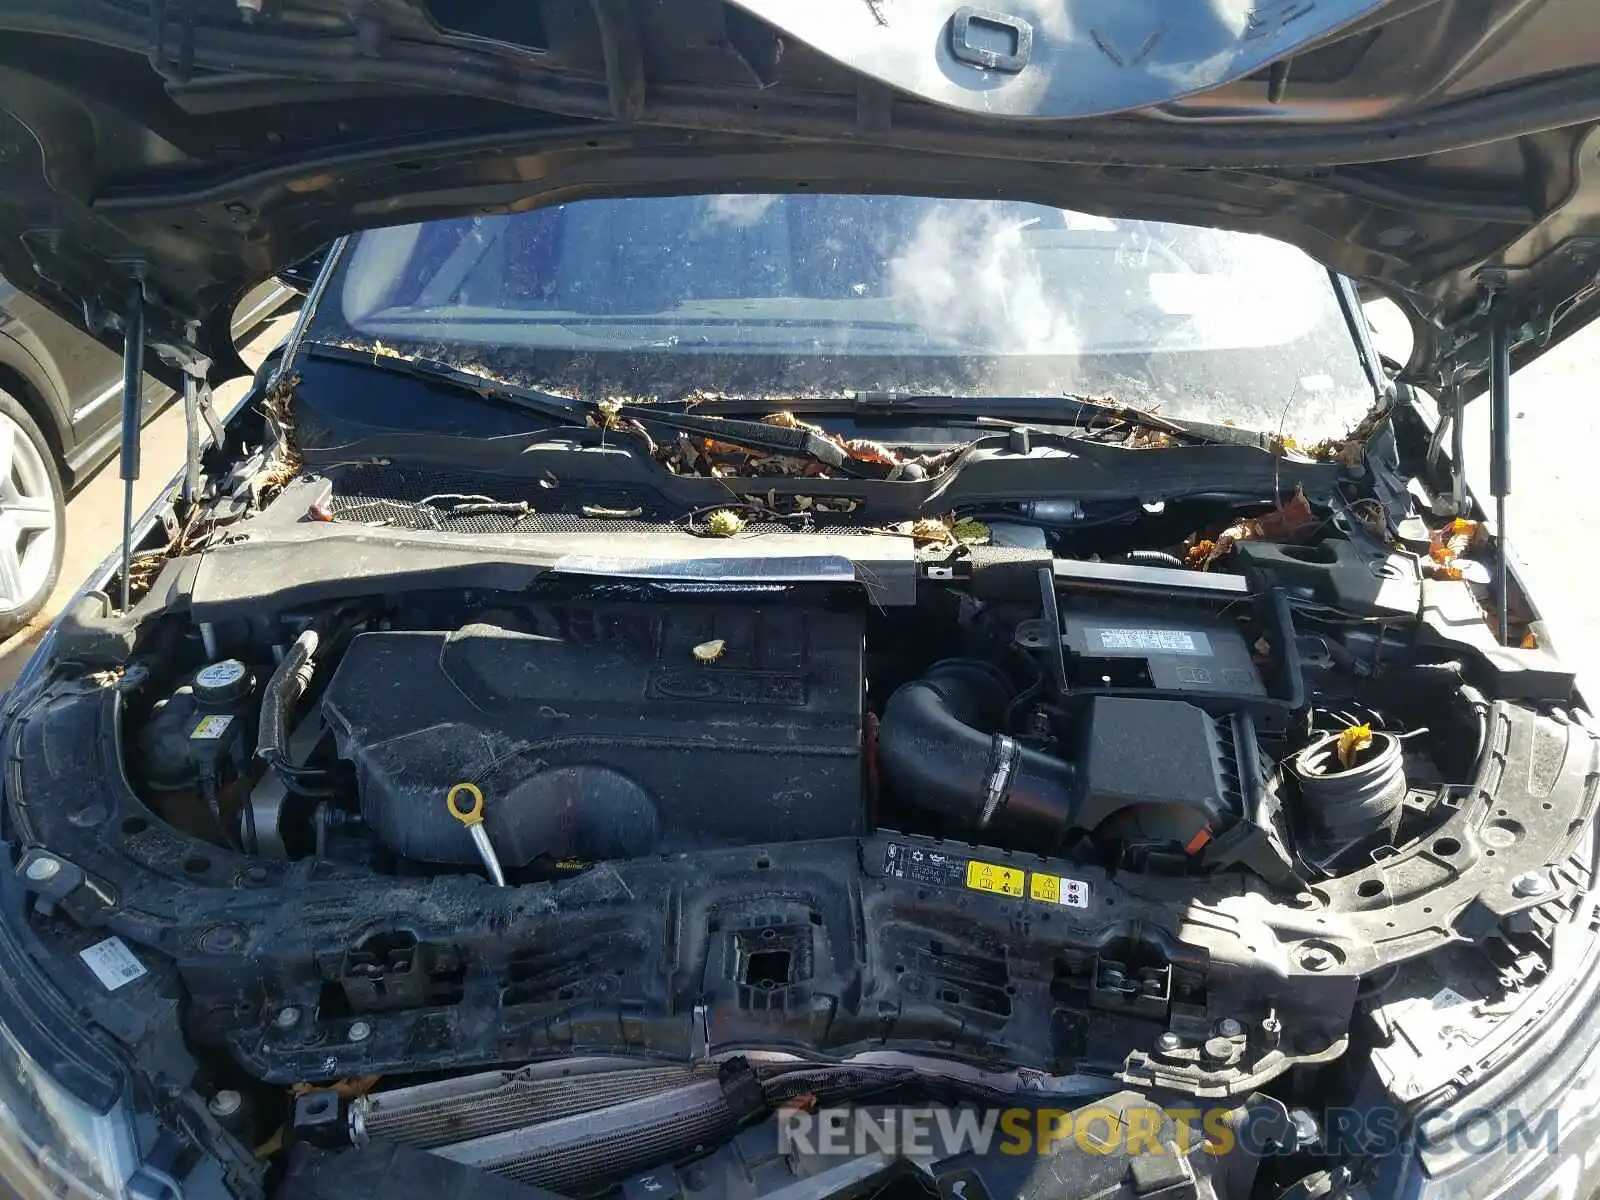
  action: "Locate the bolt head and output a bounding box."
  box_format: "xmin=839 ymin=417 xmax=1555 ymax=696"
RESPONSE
xmin=208 ymin=1089 xmax=243 ymax=1118
xmin=1300 ymin=947 xmax=1335 ymax=971
xmin=348 ymin=1020 xmax=372 ymax=1043
xmin=1289 ymin=1108 xmax=1320 ymax=1145
xmin=25 ymin=857 xmax=60 ymax=882
xmin=1512 ymin=872 xmax=1549 ymax=898
xmin=274 ymin=1006 xmax=301 ymax=1030
xmin=1217 ymin=1018 xmax=1244 ymax=1038
xmin=1158 ymin=1032 xmax=1182 ymax=1051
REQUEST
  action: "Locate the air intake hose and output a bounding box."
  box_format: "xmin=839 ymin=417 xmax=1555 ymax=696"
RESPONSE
xmin=257 ymin=628 xmax=319 ymax=765
xmin=877 ymin=660 xmax=1077 ymax=846
xmin=256 ymin=626 xmax=343 ymax=799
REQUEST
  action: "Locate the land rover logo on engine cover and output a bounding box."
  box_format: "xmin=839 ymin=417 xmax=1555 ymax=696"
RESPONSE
xmin=647 ymin=668 xmax=809 ymax=705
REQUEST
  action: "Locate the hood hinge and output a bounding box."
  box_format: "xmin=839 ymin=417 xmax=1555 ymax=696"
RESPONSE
xmin=1429 ymin=383 xmax=1468 ymax=518
xmin=173 ymin=321 xmax=223 ymax=508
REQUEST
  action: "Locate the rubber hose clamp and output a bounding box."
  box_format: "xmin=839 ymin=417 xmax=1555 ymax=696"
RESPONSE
xmin=978 ymin=735 xmax=1018 ymax=828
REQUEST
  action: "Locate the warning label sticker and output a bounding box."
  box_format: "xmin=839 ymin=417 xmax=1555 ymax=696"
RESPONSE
xmin=190 ymin=714 xmax=233 ymax=740
xmin=965 ymin=860 xmax=1025 ymax=897
xmin=882 ymin=843 xmax=1083 ymax=907
xmin=1088 ymin=627 xmax=1213 ymax=657
xmin=1029 ymin=872 xmax=1091 ymax=908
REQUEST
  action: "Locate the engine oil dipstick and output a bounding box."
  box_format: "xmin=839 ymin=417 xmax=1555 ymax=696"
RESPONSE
xmin=446 ymin=782 xmax=507 ymax=887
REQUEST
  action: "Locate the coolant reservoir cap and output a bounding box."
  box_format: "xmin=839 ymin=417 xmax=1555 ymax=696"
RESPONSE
xmin=194 ymin=659 xmax=252 ymax=705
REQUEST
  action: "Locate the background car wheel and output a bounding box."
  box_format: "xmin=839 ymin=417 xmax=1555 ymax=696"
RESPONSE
xmin=0 ymin=391 xmax=65 ymax=640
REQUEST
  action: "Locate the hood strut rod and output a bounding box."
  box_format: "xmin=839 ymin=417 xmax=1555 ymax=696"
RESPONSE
xmin=179 ymin=321 xmax=216 ymax=507
xmin=1488 ymin=305 xmax=1512 ymax=645
xmin=118 ymin=287 xmax=146 ymax=612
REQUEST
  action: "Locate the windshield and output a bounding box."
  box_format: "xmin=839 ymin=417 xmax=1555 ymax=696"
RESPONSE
xmin=306 ymin=194 xmax=1373 ymax=442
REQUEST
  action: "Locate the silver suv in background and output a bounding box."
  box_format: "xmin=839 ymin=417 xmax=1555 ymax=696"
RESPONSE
xmin=0 ymin=277 xmax=296 ymax=636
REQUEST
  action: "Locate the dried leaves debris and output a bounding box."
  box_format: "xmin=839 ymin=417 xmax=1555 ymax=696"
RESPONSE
xmin=116 ymin=486 xmax=235 ymax=606
xmin=1336 ymin=723 xmax=1374 ymax=769
xmin=257 ymin=370 xmax=304 ymax=510
xmin=907 ymin=516 xmax=991 ymax=546
xmin=1309 ymin=401 xmax=1392 ymax=467
xmin=606 ymin=408 xmax=957 ymax=482
xmin=116 ymin=372 xmax=309 ymax=605
xmin=143 ymin=350 xmax=1395 ymax=602
xmin=1184 ymin=485 xmax=1317 ymax=569
xmin=1425 ymin=517 xmax=1485 ymax=580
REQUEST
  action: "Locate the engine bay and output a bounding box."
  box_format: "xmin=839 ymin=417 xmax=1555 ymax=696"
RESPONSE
xmin=131 ymin=553 xmax=1358 ymax=888
xmin=7 ymin=481 xmax=1596 ymax=1198
xmin=114 ymin=495 xmax=1485 ymax=894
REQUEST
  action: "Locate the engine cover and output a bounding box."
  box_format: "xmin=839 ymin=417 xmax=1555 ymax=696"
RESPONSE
xmin=321 ymin=603 xmax=865 ymax=867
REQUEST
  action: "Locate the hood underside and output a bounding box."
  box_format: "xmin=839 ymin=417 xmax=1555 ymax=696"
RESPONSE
xmin=3 ymin=0 xmax=1600 ymax=391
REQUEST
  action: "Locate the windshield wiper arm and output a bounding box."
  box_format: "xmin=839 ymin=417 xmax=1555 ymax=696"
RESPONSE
xmin=622 ymin=407 xmax=877 ymax=477
xmin=303 ymin=344 xmax=874 ymax=476
xmin=305 ymin=343 xmax=591 ymax=425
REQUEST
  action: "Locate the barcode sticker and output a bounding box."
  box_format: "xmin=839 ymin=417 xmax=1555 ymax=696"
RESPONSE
xmin=1089 ymin=627 xmax=1212 ymax=656
xmin=79 ymin=937 xmax=148 ymax=991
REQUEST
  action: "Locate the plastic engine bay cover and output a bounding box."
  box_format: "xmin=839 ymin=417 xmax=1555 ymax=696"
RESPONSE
xmin=320 ymin=604 xmax=866 ymax=867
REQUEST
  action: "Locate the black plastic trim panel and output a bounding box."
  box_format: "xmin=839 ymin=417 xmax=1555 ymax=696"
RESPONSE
xmin=5 ymin=682 xmax=1594 ymax=1097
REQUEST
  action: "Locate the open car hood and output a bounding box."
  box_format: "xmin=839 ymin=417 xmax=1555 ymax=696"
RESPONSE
xmin=3 ymin=0 xmax=1600 ymax=392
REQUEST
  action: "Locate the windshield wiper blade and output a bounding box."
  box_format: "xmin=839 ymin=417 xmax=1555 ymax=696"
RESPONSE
xmin=855 ymin=392 xmax=1254 ymax=444
xmin=306 ymin=343 xmax=590 ymax=425
xmin=684 ymin=391 xmax=1242 ymax=445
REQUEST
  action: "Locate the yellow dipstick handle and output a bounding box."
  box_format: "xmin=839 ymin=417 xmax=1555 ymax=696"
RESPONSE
xmin=446 ymin=781 xmax=506 ymax=886
xmin=447 ymin=781 xmax=485 ymax=827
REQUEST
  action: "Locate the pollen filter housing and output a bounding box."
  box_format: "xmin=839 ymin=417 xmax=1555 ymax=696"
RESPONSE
xmin=320 ymin=603 xmax=866 ymax=867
